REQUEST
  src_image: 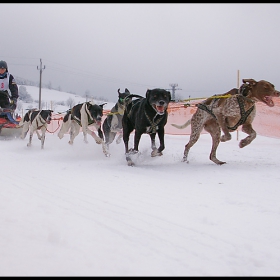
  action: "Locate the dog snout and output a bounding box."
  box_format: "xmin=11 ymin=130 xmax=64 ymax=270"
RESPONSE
xmin=47 ymin=115 xmax=52 ymax=123
xmin=158 ymin=100 xmax=166 ymax=106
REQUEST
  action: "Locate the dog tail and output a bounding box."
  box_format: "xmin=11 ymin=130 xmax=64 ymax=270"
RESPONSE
xmin=19 ymin=109 xmax=32 ymax=127
xmin=18 ymin=118 xmax=24 ymax=127
xmin=123 ymin=94 xmax=144 ymax=106
xmin=171 ymin=119 xmax=191 ymax=129
xmin=63 ymin=109 xmax=72 ymax=122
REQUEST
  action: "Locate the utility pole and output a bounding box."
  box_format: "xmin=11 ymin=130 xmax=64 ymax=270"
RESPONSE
xmin=165 ymin=83 xmax=182 ymax=101
xmin=37 ymin=58 xmax=46 ymax=110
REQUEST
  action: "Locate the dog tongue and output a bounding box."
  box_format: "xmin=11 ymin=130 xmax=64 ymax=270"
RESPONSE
xmin=264 ymin=96 xmax=274 ymax=107
xmin=156 ymin=105 xmax=165 ymax=113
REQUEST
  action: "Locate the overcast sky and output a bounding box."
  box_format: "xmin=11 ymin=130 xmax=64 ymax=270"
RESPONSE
xmin=1 ymin=3 xmax=280 ymax=102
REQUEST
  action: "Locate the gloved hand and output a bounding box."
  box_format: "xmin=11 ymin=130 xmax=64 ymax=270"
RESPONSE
xmin=10 ymin=98 xmax=17 ymax=110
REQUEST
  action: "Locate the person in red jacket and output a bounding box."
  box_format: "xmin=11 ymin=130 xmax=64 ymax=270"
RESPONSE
xmin=0 ymin=60 xmax=19 ymax=110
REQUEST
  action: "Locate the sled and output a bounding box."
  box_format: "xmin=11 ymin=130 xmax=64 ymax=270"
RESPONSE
xmin=0 ymin=108 xmax=23 ymax=139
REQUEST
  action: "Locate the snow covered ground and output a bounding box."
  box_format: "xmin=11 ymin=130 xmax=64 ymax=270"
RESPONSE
xmin=1 ymin=86 xmax=280 ymax=276
xmin=15 ymin=85 xmax=115 ymax=115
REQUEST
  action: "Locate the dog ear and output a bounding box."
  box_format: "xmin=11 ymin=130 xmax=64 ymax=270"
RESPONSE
xmin=125 ymin=88 xmax=130 ymax=93
xmin=99 ymin=103 xmax=107 ymax=109
xmin=167 ymin=90 xmax=171 ymax=101
xmin=242 ymin=79 xmax=257 ymax=86
xmin=146 ymin=89 xmax=151 ymax=99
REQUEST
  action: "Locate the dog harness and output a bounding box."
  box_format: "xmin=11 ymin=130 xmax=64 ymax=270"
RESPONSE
xmin=197 ymin=94 xmax=255 ymax=131
xmin=106 ymin=102 xmax=125 ymax=129
xmin=226 ymin=95 xmax=255 ymax=131
xmin=30 ymin=110 xmax=49 ymax=130
xmin=71 ymin=102 xmax=96 ymax=126
xmin=144 ymin=111 xmax=165 ymax=134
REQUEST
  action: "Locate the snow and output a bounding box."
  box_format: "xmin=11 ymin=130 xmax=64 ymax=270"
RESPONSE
xmin=15 ymin=86 xmax=115 ymax=115
xmin=1 ymin=86 xmax=280 ymax=276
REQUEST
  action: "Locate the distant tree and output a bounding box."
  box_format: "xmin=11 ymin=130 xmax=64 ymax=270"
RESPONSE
xmin=66 ymin=97 xmax=75 ymax=108
xmin=92 ymin=95 xmax=108 ymax=102
xmin=15 ymin=76 xmax=37 ymax=86
xmin=47 ymin=81 xmax=52 ymax=90
xmin=84 ymin=89 xmax=90 ymax=100
xmin=41 ymin=101 xmax=46 ymax=109
xmin=18 ymin=85 xmax=33 ymax=103
xmin=100 ymin=96 xmax=108 ymax=102
xmin=16 ymin=100 xmax=23 ymax=111
xmin=56 ymin=100 xmax=66 ymax=106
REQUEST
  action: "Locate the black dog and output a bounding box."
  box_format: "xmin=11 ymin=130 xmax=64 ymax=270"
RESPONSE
xmin=20 ymin=109 xmax=53 ymax=149
xmin=58 ymin=101 xmax=109 ymax=156
xmin=122 ymin=88 xmax=171 ymax=166
xmin=102 ymin=88 xmax=131 ymax=151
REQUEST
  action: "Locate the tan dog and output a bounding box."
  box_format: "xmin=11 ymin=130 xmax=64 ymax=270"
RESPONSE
xmin=172 ymin=79 xmax=280 ymax=165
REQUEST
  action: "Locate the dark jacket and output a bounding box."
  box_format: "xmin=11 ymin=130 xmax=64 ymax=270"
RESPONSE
xmin=0 ymin=73 xmax=18 ymax=108
xmin=0 ymin=72 xmax=18 ymax=100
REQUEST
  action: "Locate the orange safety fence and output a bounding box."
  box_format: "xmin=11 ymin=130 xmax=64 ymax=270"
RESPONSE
xmin=47 ymin=97 xmax=280 ymax=139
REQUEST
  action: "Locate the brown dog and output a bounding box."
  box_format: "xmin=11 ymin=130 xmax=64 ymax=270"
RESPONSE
xmin=172 ymin=79 xmax=280 ymax=165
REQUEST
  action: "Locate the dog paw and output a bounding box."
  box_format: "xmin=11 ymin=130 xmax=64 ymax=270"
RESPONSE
xmin=239 ymin=139 xmax=248 ymax=148
xmin=182 ymin=156 xmax=189 ymax=163
xmin=127 ymin=160 xmax=135 ymax=166
xmin=103 ymin=150 xmax=111 ymax=157
xmin=57 ymin=133 xmax=64 ymax=139
xmin=221 ymin=134 xmax=231 ymax=142
xmin=93 ymin=137 xmax=102 ymax=144
xmin=151 ymin=149 xmax=163 ymax=157
xmin=125 ymin=153 xmax=135 ymax=166
xmin=128 ymin=148 xmax=138 ymax=155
